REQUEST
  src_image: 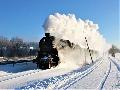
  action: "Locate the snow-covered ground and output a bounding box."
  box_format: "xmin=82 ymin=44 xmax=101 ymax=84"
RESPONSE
xmin=115 ymin=53 xmax=120 ymax=61
xmin=0 ymin=56 xmax=119 ymax=89
xmin=0 ymin=13 xmax=119 ymax=89
xmin=0 ymin=62 xmax=80 ymax=89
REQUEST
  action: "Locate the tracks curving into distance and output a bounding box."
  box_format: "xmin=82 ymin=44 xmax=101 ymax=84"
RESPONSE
xmin=98 ymin=60 xmax=111 ymax=90
xmin=48 ymin=58 xmax=111 ymax=90
xmin=20 ymin=58 xmax=102 ymax=89
xmin=47 ymin=58 xmax=103 ymax=89
xmin=1 ymin=57 xmax=113 ymax=89
xmin=57 ymin=59 xmax=103 ymax=90
xmin=109 ymin=57 xmax=120 ymax=71
xmin=98 ymin=57 xmax=120 ymax=90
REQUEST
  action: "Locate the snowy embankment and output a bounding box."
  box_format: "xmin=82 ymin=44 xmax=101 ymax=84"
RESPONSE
xmin=0 ymin=62 xmax=79 ymax=89
xmin=115 ymin=53 xmax=120 ymax=60
xmin=0 ymin=56 xmax=119 ymax=89
xmin=19 ymin=56 xmax=120 ymax=89
xmin=68 ymin=56 xmax=120 ymax=89
xmin=19 ymin=58 xmax=102 ymax=89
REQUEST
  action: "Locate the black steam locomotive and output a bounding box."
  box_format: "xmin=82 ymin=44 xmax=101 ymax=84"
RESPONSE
xmin=33 ymin=33 xmax=59 ymax=69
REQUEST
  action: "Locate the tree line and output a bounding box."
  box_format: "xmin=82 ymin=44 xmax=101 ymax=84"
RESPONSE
xmin=109 ymin=45 xmax=120 ymax=57
xmin=0 ymin=36 xmax=39 ymax=57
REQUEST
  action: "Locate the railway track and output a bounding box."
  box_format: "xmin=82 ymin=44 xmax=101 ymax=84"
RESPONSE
xmin=98 ymin=61 xmax=111 ymax=90
xmin=0 ymin=67 xmax=69 ymax=89
xmin=65 ymin=57 xmax=111 ymax=89
xmin=51 ymin=58 xmax=103 ymax=89
xmin=20 ymin=58 xmax=102 ymax=89
xmin=1 ymin=57 xmax=115 ymax=89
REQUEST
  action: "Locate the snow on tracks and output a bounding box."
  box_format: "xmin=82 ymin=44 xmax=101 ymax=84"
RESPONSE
xmin=0 ymin=67 xmax=71 ymax=89
xmin=0 ymin=69 xmax=40 ymax=83
xmin=98 ymin=61 xmax=111 ymax=90
xmin=0 ymin=69 xmax=42 ymax=88
xmin=49 ymin=59 xmax=103 ymax=90
xmin=20 ymin=58 xmax=103 ymax=89
xmin=67 ymin=58 xmax=110 ymax=89
xmin=109 ymin=57 xmax=120 ymax=71
xmin=103 ymin=57 xmax=120 ymax=89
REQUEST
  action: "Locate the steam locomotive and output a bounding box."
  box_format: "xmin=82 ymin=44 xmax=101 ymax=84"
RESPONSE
xmin=33 ymin=33 xmax=59 ymax=69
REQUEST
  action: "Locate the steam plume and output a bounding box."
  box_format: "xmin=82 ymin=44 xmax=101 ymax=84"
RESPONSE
xmin=43 ymin=13 xmax=111 ymax=68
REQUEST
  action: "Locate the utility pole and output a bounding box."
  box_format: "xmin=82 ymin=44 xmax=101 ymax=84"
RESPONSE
xmin=84 ymin=49 xmax=86 ymax=64
xmin=84 ymin=37 xmax=93 ymax=63
xmin=83 ymin=26 xmax=93 ymax=63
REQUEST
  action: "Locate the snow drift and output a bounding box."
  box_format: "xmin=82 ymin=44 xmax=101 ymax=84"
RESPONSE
xmin=43 ymin=13 xmax=111 ymax=68
xmin=115 ymin=53 xmax=120 ymax=60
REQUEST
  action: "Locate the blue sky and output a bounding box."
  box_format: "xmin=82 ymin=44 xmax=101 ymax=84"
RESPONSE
xmin=0 ymin=0 xmax=119 ymax=46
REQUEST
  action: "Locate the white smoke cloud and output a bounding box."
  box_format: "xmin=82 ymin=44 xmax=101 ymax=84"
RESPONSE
xmin=43 ymin=13 xmax=111 ymax=52
xmin=43 ymin=13 xmax=112 ymax=68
